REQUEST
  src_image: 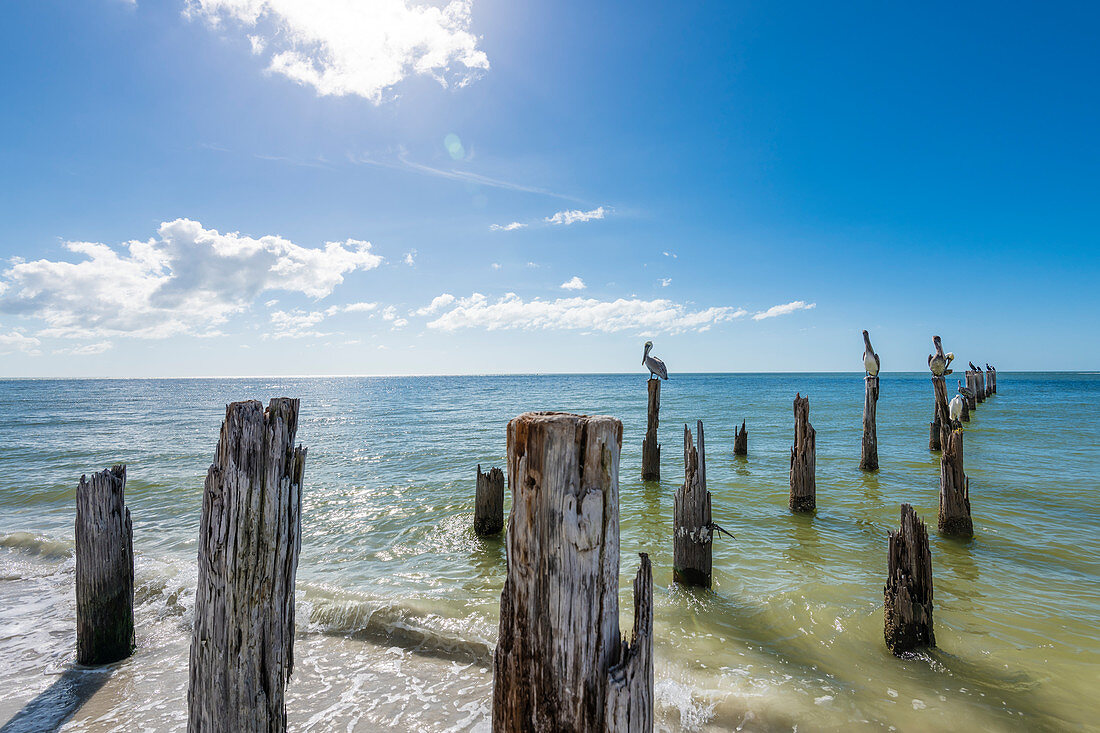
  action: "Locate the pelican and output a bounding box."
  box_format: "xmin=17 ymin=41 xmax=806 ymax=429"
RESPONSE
xmin=862 ymin=330 xmax=880 ymax=377
xmin=985 ymin=363 xmax=993 ymax=371
xmin=957 ymin=379 xmax=974 ymax=399
xmin=643 ymin=341 xmax=668 ymax=380
xmin=969 ymin=361 xmax=979 ymax=372
xmin=949 ymin=394 xmax=964 ymax=423
xmin=928 ymin=336 xmax=954 ymax=376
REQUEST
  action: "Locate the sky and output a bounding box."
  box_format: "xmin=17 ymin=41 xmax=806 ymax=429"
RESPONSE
xmin=1 ymin=0 xmax=1097 ymax=377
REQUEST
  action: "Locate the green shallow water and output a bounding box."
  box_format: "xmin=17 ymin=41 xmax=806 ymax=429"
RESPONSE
xmin=0 ymin=373 xmax=1097 ymax=731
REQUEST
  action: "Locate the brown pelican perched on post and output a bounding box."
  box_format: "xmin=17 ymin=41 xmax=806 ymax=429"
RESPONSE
xmin=969 ymin=361 xmax=980 ymax=372
xmin=642 ymin=341 xmax=668 ymax=380
xmin=928 ymin=336 xmax=955 ymax=376
xmin=957 ymin=379 xmax=975 ymax=399
xmin=862 ymin=330 xmax=881 ymax=377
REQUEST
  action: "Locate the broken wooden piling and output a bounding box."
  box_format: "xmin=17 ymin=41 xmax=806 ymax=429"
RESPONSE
xmin=884 ymin=504 xmax=935 ymax=655
xmin=860 ymin=376 xmax=879 ymax=471
xmin=929 ymin=377 xmax=951 ymax=451
xmin=76 ymin=464 xmax=134 ymax=666
xmin=674 ymin=421 xmax=713 ymax=587
xmin=733 ymin=420 xmax=748 ymax=457
xmin=641 ymin=379 xmax=661 ymax=481
xmin=492 ymin=412 xmax=653 ymax=732
xmin=938 ymin=427 xmax=973 ymax=537
xmin=188 ymin=399 xmax=306 ymax=733
xmin=789 ymin=394 xmax=816 ymax=512
xmin=474 ymin=464 xmax=505 ymax=536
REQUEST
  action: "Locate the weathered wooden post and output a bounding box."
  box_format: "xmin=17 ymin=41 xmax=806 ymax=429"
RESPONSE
xmin=733 ymin=420 xmax=747 ymax=457
xmin=76 ymin=465 xmax=134 ymax=666
xmin=789 ymin=394 xmax=816 ymax=512
xmin=929 ymin=377 xmax=952 ymax=450
xmin=960 ymin=386 xmax=970 ymax=423
xmin=493 ymin=412 xmax=653 ymax=732
xmin=641 ymin=379 xmax=660 ymax=480
xmin=860 ymin=376 xmax=879 ymax=471
xmin=474 ymin=464 xmax=505 ymax=536
xmin=884 ymin=504 xmax=934 ymax=655
xmin=965 ymin=371 xmax=978 ymax=411
xmin=188 ymin=399 xmax=306 ymax=733
xmin=938 ymin=428 xmax=973 ymax=537
xmin=991 ymin=366 xmax=997 ymax=394
xmin=985 ymin=366 xmax=994 ymax=398
xmin=975 ymin=368 xmax=985 ymax=403
xmin=674 ymin=421 xmax=713 ymax=587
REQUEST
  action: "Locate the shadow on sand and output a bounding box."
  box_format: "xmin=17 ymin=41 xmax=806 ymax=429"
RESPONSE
xmin=0 ymin=666 xmax=112 ymax=733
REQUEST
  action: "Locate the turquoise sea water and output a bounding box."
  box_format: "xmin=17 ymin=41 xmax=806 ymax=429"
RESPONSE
xmin=0 ymin=373 xmax=1097 ymax=731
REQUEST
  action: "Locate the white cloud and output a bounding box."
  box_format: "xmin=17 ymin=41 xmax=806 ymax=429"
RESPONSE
xmin=560 ymin=276 xmax=586 ymax=291
xmin=268 ymin=309 xmax=329 ymax=338
xmin=188 ymin=0 xmax=489 ymax=103
xmin=403 ymin=250 xmax=417 ymax=266
xmin=0 ymin=218 xmax=383 ymax=339
xmin=412 ymin=293 xmax=455 ymax=316
xmin=56 ymin=341 xmax=113 ymax=356
xmin=0 ymin=329 xmax=41 ymax=355
xmin=343 ymin=301 xmax=378 ymax=313
xmin=490 ymin=221 xmax=526 ymax=232
xmin=662 ymin=251 xmax=677 ymax=258
xmin=381 ymin=305 xmax=399 ymax=321
xmin=426 ymin=293 xmax=747 ymax=334
xmin=545 ymin=206 xmax=606 ymax=226
xmin=659 ymin=278 xmax=672 ymax=287
xmin=751 ymin=300 xmax=817 ymax=321
xmin=491 ymin=263 xmax=502 ymax=270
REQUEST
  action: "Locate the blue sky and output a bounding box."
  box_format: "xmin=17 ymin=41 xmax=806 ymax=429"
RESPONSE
xmin=1 ymin=0 xmax=1097 ymax=376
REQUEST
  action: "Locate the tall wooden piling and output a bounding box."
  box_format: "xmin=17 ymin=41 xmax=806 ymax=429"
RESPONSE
xmin=928 ymin=377 xmax=951 ymax=451
xmin=493 ymin=412 xmax=653 ymax=732
xmin=960 ymin=387 xmax=970 ymax=422
xmin=975 ymin=369 xmax=986 ymax=403
xmin=789 ymin=394 xmax=816 ymax=512
xmin=641 ymin=379 xmax=661 ymax=481
xmin=188 ymin=399 xmax=306 ymax=733
xmin=674 ymin=421 xmax=713 ymax=587
xmin=985 ymin=367 xmax=995 ymax=398
xmin=938 ymin=428 xmax=973 ymax=537
xmin=76 ymin=465 xmax=134 ymax=666
xmin=991 ymin=367 xmax=997 ymax=394
xmin=965 ymin=371 xmax=978 ymax=411
xmin=474 ymin=464 xmax=505 ymax=536
xmin=733 ymin=420 xmax=748 ymax=457
xmin=884 ymin=504 xmax=935 ymax=655
xmin=860 ymin=376 xmax=880 ymax=471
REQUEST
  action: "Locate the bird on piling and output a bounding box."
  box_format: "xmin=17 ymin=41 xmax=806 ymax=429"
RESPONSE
xmin=928 ymin=336 xmax=954 ymax=376
xmin=986 ymin=363 xmax=993 ymax=371
xmin=643 ymin=341 xmax=669 ymax=380
xmin=949 ymin=394 xmax=965 ymax=423
xmin=862 ymin=330 xmax=881 ymax=377
xmin=969 ymin=361 xmax=979 ymax=372
xmin=957 ymin=379 xmax=975 ymax=399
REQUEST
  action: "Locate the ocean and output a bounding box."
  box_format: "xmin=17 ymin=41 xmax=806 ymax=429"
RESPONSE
xmin=0 ymin=373 xmax=1097 ymax=731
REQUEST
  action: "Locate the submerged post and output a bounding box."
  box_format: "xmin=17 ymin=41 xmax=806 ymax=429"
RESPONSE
xmin=938 ymin=428 xmax=973 ymax=537
xmin=789 ymin=394 xmax=816 ymax=512
xmin=474 ymin=464 xmax=505 ymax=536
xmin=733 ymin=420 xmax=748 ymax=457
xmin=641 ymin=379 xmax=661 ymax=481
xmin=884 ymin=504 xmax=935 ymax=655
xmin=76 ymin=465 xmax=134 ymax=666
xmin=860 ymin=376 xmax=880 ymax=471
xmin=493 ymin=412 xmax=653 ymax=732
xmin=188 ymin=399 xmax=306 ymax=733
xmin=674 ymin=421 xmax=713 ymax=587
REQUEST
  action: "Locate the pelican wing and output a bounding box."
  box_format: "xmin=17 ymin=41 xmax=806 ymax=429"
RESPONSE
xmin=647 ymin=355 xmax=669 ymax=380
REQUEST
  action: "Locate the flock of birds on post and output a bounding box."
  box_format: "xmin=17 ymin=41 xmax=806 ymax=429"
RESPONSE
xmin=644 ymin=334 xmax=994 ymax=426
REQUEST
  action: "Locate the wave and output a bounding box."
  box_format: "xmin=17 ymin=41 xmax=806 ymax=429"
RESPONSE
xmin=0 ymin=532 xmax=75 ymax=560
